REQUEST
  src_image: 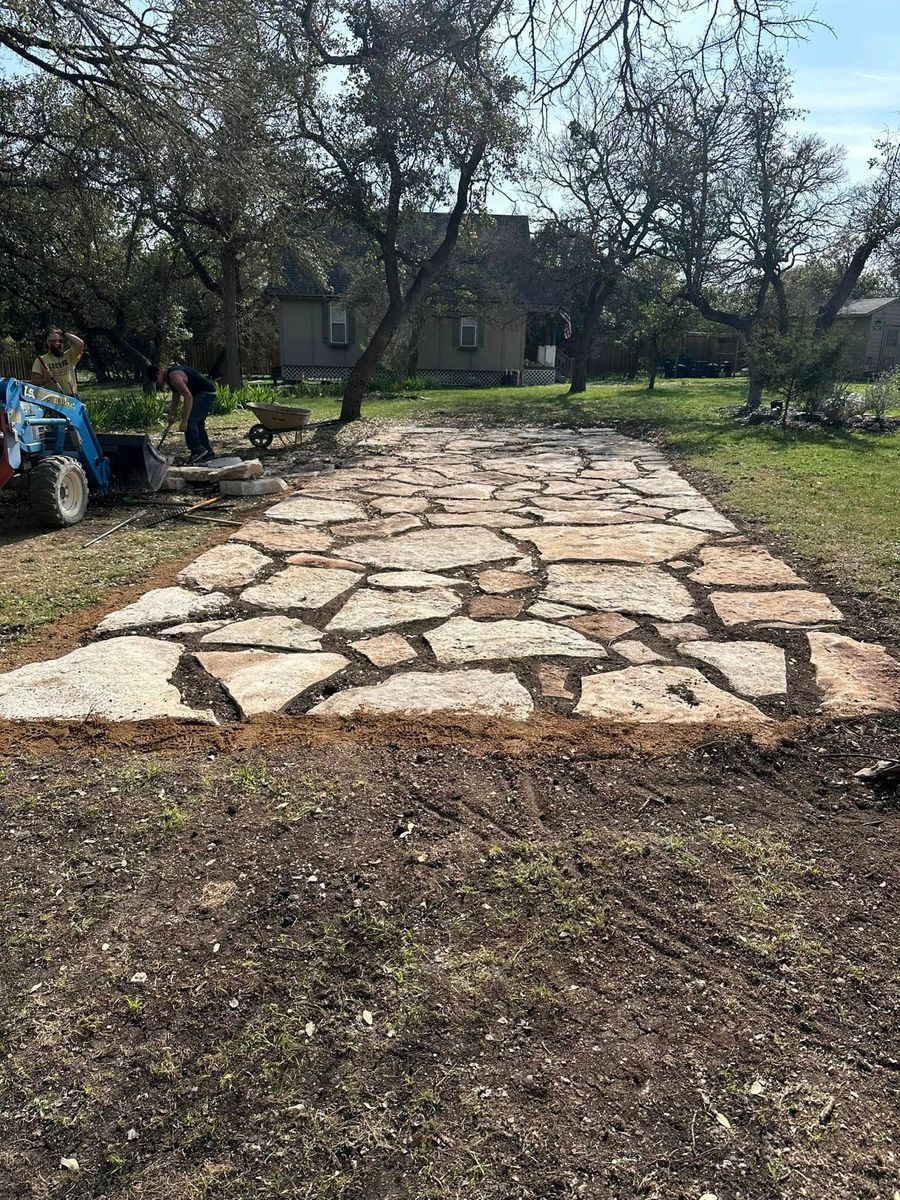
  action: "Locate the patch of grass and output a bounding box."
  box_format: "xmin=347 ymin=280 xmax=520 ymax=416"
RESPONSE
xmin=230 ymin=762 xmax=271 ymax=794
xmin=160 ymin=804 xmax=187 ymax=834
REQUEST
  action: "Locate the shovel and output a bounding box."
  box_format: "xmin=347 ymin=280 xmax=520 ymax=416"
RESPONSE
xmin=157 ymin=419 xmax=175 ymax=450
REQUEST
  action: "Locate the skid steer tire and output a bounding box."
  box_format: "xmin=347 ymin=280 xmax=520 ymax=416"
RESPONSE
xmin=31 ymin=456 xmax=90 ymax=528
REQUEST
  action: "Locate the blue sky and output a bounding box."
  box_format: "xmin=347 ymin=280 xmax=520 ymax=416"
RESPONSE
xmin=788 ymin=0 xmax=900 ymax=176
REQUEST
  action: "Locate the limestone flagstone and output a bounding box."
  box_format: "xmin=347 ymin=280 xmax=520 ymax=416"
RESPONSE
xmin=689 ymin=544 xmax=807 ymax=587
xmin=807 ymin=632 xmax=900 ymax=715
xmin=427 ymin=483 xmax=496 ymax=500
xmin=97 ymin=587 xmax=232 ymax=633
xmin=428 ymin=511 xmax=534 ymax=529
xmin=545 ymin=564 xmax=696 ymax=621
xmin=523 ymin=506 xmax=646 ymax=526
xmin=678 ymin=639 xmax=787 ymax=697
xmin=575 ymin=665 xmax=769 ymax=723
xmin=195 ymin=649 xmax=348 ymax=717
xmin=0 ymin=636 xmax=216 ymax=722
xmin=159 ymin=620 xmax=229 ymax=637
xmin=358 ymin=481 xmax=420 ymax=497
xmin=562 ymin=612 xmax=639 ymax=641
xmin=369 ymin=570 xmax=469 ymax=589
xmin=335 ymin=515 xmax=422 ymax=539
xmin=654 ymin=621 xmax=711 ymax=641
xmin=326 ymin=587 xmax=462 ymax=633
xmin=200 ymin=616 xmax=324 ymax=651
xmin=265 ymin=497 xmax=368 ymax=524
xmin=350 ymin=632 xmax=418 ymax=667
xmin=710 ymin=589 xmax=842 ymax=626
xmin=671 ymin=510 xmax=738 ymax=533
xmin=477 ymin=569 xmax=535 ymax=594
xmin=436 ymin=499 xmax=523 ymax=512
xmin=527 ymin=600 xmax=589 ymax=620
xmin=519 ymin=523 xmax=708 ymax=564
xmin=628 ymin=477 xmax=701 ymax=497
xmin=286 ymin=553 xmax=366 ymax=571
xmin=426 ymin=616 xmax=605 ymax=664
xmin=241 ymin=566 xmax=360 ymax=611
xmin=178 ymin=543 xmax=271 ymax=591
xmin=369 ymin=496 xmax=430 ymax=515
xmin=308 ymin=669 xmax=534 ymax=719
xmin=341 ymin=527 xmax=518 ymax=571
xmin=614 ymin=640 xmax=667 ymax=665
xmin=390 ymin=469 xmax=456 ymax=486
xmin=469 ymin=596 xmax=523 ymax=619
xmin=536 ymin=663 xmax=575 ymax=699
xmin=230 ymin=520 xmax=333 ymax=554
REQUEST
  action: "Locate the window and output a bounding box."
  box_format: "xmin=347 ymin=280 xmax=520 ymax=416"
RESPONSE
xmin=329 ymin=302 xmax=348 ymax=346
xmin=886 ymin=326 xmax=899 ymax=347
xmin=459 ymin=316 xmax=478 ymax=349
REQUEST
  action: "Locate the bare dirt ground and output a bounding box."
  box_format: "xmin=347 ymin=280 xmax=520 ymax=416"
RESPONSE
xmin=0 ymin=712 xmax=898 ymax=1200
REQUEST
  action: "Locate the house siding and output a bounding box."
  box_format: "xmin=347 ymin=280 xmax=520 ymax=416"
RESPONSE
xmin=279 ymin=299 xmax=362 ymax=370
xmin=416 ymin=309 xmax=525 ymax=372
xmin=839 ymin=303 xmax=900 ymax=375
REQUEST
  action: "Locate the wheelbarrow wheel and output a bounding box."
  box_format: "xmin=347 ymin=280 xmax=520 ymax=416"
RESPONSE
xmin=31 ymin=455 xmax=89 ymax=527
xmin=248 ymin=424 xmax=274 ymax=449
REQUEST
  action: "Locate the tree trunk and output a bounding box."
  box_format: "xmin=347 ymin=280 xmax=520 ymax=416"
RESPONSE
xmin=405 ymin=328 xmax=419 ymax=381
xmin=568 ymin=275 xmax=618 ymax=396
xmin=648 ymin=361 xmax=657 ymax=391
xmin=746 ymin=371 xmax=764 ymax=411
xmin=341 ymin=304 xmax=405 ymax=422
xmin=220 ymin=243 xmax=242 ymax=390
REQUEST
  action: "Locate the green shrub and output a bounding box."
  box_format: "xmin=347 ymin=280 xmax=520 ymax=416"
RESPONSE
xmin=82 ymin=390 xmax=167 ymax=431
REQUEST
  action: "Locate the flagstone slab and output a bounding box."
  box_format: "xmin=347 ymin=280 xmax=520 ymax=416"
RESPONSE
xmin=358 ymin=481 xmax=420 ymax=496
xmin=230 ymin=521 xmax=334 ymax=554
xmin=469 ymin=596 xmax=523 ymax=619
xmin=637 ymin=494 xmax=713 ymax=511
xmin=341 ymin=527 xmax=518 ymax=571
xmin=427 ymin=483 xmax=496 ymax=500
xmin=266 ymin=497 xmax=368 ymax=524
xmin=350 ymin=633 xmax=418 ymax=667
xmin=678 ymin=639 xmax=787 ymax=697
xmin=575 ymin=666 xmax=769 ymax=723
xmin=807 ymin=632 xmax=900 ymax=715
xmin=689 ymin=544 xmax=807 ymax=587
xmin=545 ymin=564 xmax=696 ymax=621
xmin=97 ymin=587 xmax=232 ymax=633
xmin=710 ymin=589 xmax=842 ymax=626
xmin=178 ymin=543 xmax=271 ymax=591
xmin=285 ymin=553 xmax=366 ymax=571
xmin=309 ymin=669 xmax=534 ymax=720
xmin=336 ymin=515 xmax=422 ymax=539
xmin=477 ymin=569 xmax=535 ymax=594
xmin=654 ymin=621 xmax=711 ymax=642
xmin=615 ymin=640 xmax=667 ymax=665
xmin=428 ymin=511 xmax=534 ymax=529
xmin=390 ymin=469 xmax=455 ymax=486
xmin=518 ymin=523 xmax=708 ymax=564
xmin=0 ymin=637 xmax=216 ymax=723
xmin=159 ymin=620 xmax=229 ymax=637
xmin=437 ymin=499 xmax=523 ymax=512
xmin=537 ymin=663 xmax=575 ymax=699
xmin=562 ymin=612 xmax=639 ymax=641
xmin=369 ymin=496 xmax=430 ymax=515
xmin=369 ymin=570 xmax=468 ymax=589
xmin=628 ymin=476 xmax=701 ymax=497
xmin=671 ymin=510 xmax=738 ymax=534
xmin=241 ymin=566 xmax=360 ymax=611
xmin=200 ymin=616 xmax=324 ymax=651
xmin=425 ymin=617 xmax=606 ymax=664
xmin=524 ymin=506 xmax=646 ymax=526
xmin=527 ymin=601 xmax=589 ymax=621
xmin=326 ymin=587 xmax=462 ymax=633
xmin=195 ymin=649 xmax=348 ymax=717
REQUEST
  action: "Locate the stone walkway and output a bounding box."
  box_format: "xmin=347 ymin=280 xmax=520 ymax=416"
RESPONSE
xmin=1 ymin=424 xmax=898 ymax=724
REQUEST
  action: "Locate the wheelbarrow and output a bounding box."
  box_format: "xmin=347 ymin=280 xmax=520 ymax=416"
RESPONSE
xmin=245 ymin=403 xmax=313 ymax=449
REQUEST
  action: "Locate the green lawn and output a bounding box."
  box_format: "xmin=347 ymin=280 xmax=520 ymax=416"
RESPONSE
xmin=82 ymin=377 xmax=900 ymax=604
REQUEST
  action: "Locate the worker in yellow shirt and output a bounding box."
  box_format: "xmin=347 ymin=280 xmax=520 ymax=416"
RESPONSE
xmin=30 ymin=328 xmax=85 ymax=396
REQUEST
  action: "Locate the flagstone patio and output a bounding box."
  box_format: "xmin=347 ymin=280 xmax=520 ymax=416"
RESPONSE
xmin=0 ymin=423 xmax=898 ymax=724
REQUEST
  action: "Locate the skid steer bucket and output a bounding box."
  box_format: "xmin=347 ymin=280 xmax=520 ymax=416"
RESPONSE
xmin=97 ymin=434 xmax=170 ymax=492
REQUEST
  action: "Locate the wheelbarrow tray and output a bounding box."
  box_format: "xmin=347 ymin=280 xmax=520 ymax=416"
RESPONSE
xmin=246 ymin=403 xmax=312 ymax=432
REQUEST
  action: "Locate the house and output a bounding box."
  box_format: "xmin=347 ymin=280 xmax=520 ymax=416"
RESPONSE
xmin=835 ymin=297 xmax=900 ymax=376
xmin=272 ymin=215 xmax=561 ymax=387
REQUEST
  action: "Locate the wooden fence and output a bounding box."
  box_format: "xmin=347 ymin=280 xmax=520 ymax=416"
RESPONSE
xmin=0 ymin=343 xmax=35 ymax=381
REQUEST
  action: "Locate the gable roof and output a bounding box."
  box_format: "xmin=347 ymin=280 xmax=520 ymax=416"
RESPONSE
xmin=837 ymin=297 xmax=897 ymax=317
xmin=273 ymin=214 xmax=556 ymax=309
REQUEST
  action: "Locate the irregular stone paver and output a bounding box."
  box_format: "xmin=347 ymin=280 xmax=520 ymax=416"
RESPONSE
xmin=351 ymin=633 xmax=418 ymax=667
xmin=195 ymin=650 xmax=348 ymax=717
xmin=425 ymin=617 xmax=606 ymax=664
xmin=710 ymin=589 xmax=842 ymax=626
xmin=231 ymin=521 xmax=333 ymax=553
xmin=807 ymin=632 xmax=900 ymax=714
xmin=545 ymin=564 xmax=696 ymax=621
xmin=342 ymin=527 xmax=517 ymax=571
xmin=537 ymin=663 xmax=574 ymax=699
xmin=429 ymin=511 xmax=533 ymax=528
xmin=518 ymin=523 xmax=707 ymax=563
xmin=241 ymin=566 xmax=359 ymax=611
xmin=527 ymin=600 xmax=588 ymax=620
xmin=615 ymin=640 xmax=667 ymax=665
xmin=678 ymin=640 xmax=787 ymax=697
xmin=576 ymin=666 xmax=769 ymax=723
xmin=469 ymin=596 xmax=523 ymax=619
xmin=427 ymin=483 xmax=496 ymax=500
xmin=97 ymin=587 xmax=231 ymax=633
xmin=477 ymin=569 xmax=534 ymax=594
xmin=286 ymin=552 xmax=365 ymax=571
xmin=159 ymin=620 xmax=229 ymax=637
xmin=654 ymin=621 xmax=710 ymax=642
xmin=326 ymin=587 xmax=462 ymax=633
xmin=562 ymin=612 xmax=638 ymax=641
xmin=370 ymin=497 xmax=429 ymax=515
xmin=671 ymin=510 xmax=738 ymax=534
xmin=266 ymin=497 xmax=367 ymax=524
xmin=524 ymin=506 xmax=645 ymax=526
xmin=309 ymin=669 xmax=533 ymax=719
xmin=178 ymin=543 xmax=271 ymax=591
xmin=368 ymin=570 xmax=468 ymax=590
xmin=689 ymin=543 xmax=806 ymax=587
xmin=437 ymin=499 xmax=522 ymax=512
xmin=200 ymin=616 xmax=324 ymax=651
xmin=336 ymin=515 xmax=422 ymax=539
xmin=0 ymin=637 xmax=215 ymax=722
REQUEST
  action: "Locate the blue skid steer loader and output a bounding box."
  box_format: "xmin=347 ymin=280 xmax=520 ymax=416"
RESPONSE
xmin=0 ymin=378 xmax=168 ymax=527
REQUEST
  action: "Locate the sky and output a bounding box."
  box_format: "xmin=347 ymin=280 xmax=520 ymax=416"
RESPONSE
xmin=787 ymin=0 xmax=900 ymax=177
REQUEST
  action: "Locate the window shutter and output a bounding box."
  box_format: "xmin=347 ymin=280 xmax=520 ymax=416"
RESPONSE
xmin=347 ymin=306 xmax=356 ymax=347
xmin=477 ymin=317 xmax=485 ymax=348
xmin=453 ymin=317 xmax=462 ymax=349
xmin=321 ymin=301 xmax=330 ymax=343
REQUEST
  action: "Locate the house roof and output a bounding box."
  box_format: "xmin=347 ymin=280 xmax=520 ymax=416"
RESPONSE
xmin=837 ymin=297 xmax=897 ymax=317
xmin=273 ymin=214 xmax=558 ymax=310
